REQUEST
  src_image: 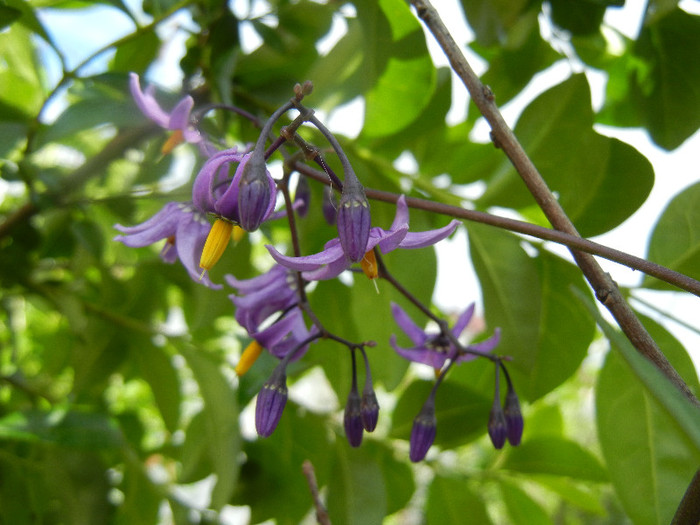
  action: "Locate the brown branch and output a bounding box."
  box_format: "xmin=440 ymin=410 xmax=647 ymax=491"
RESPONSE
xmin=302 ymin=460 xmax=331 ymax=525
xmin=292 ymin=162 xmax=700 ymax=298
xmin=407 ymin=0 xmax=699 ymax=407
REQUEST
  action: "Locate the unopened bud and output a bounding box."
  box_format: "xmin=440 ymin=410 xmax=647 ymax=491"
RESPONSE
xmin=409 ymin=396 xmax=437 ymax=462
xmin=344 ymin=385 xmax=364 ymax=447
xmin=255 ymin=364 xmax=288 ymax=437
xmin=337 ymin=178 xmax=370 ymax=262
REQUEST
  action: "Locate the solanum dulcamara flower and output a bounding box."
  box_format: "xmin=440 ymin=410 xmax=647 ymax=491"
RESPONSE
xmin=193 ymin=148 xmax=278 ymax=273
xmin=390 ymin=302 xmax=501 ymax=369
xmin=129 ymin=72 xmax=215 ymax=155
xmin=114 ymin=202 xmax=221 ymax=289
xmin=266 ymin=195 xmax=460 ymax=281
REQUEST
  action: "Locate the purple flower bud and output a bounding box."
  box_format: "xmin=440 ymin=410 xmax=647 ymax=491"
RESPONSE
xmin=504 ymin=387 xmax=523 ymax=446
xmin=344 ymin=386 xmax=364 ymax=447
xmin=295 ymin=175 xmax=311 ymax=218
xmin=322 ymin=185 xmax=338 ymax=225
xmin=255 ymin=364 xmax=288 ymax=437
xmin=410 ymin=397 xmax=437 ymax=462
xmin=360 ymin=383 xmax=379 ymax=432
xmin=238 ymin=153 xmax=276 ymax=232
xmin=488 ymin=398 xmax=507 ymax=450
xmin=336 ymin=177 xmax=370 ymax=262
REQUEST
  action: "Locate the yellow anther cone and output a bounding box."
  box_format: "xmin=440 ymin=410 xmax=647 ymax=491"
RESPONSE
xmin=235 ymin=341 xmax=264 ymax=376
xmin=200 ymin=218 xmax=233 ymax=275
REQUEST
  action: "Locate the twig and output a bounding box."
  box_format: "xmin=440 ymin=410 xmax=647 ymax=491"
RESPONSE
xmin=302 ymin=460 xmax=331 ymax=525
xmin=408 ymin=0 xmax=698 ymax=408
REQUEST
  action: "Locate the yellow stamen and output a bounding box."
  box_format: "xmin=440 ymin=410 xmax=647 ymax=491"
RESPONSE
xmin=161 ymin=129 xmax=184 ymax=155
xmin=235 ymin=340 xmax=264 ymax=376
xmin=232 ymin=225 xmax=246 ymax=243
xmin=360 ymin=249 xmax=378 ymax=280
xmin=199 ymin=218 xmax=233 ymax=274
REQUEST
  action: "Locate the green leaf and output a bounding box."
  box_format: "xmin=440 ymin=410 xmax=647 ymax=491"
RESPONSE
xmin=500 ymin=479 xmax=554 ymax=525
xmin=547 ymin=0 xmax=608 ymax=36
xmin=390 ymin=380 xmax=491 ymax=448
xmin=478 ymin=74 xmax=654 ymax=237
xmin=0 ymin=6 xmax=21 ymax=30
xmin=111 ymin=30 xmax=161 ymax=74
xmin=596 ymin=344 xmax=700 ymax=524
xmin=468 ymin=224 xmax=596 ymax=401
xmin=133 ymin=345 xmax=181 ymax=433
xmin=502 ymin=436 xmax=608 ymax=482
xmin=644 ymin=181 xmax=700 ymax=289
xmin=0 ymin=409 xmax=123 ymax=449
xmin=459 ymin=0 xmax=530 ymax=46
xmin=176 ymin=343 xmax=240 ymax=510
xmin=426 ymin=475 xmax=492 ymax=524
xmin=361 ymin=0 xmax=436 ymax=138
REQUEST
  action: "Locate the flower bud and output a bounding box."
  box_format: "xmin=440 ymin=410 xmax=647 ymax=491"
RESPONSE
xmin=238 ymin=154 xmax=276 ymax=232
xmin=255 ymin=364 xmax=288 ymax=437
xmin=504 ymin=387 xmax=523 ymax=446
xmin=488 ymin=398 xmax=507 ymax=450
xmin=344 ymin=385 xmax=364 ymax=447
xmin=409 ymin=397 xmax=437 ymax=462
xmin=336 ymin=177 xmax=370 ymax=262
xmin=295 ymin=175 xmax=311 ymax=218
xmin=360 ymin=384 xmax=379 ymax=432
xmin=322 ymin=185 xmax=338 ymax=225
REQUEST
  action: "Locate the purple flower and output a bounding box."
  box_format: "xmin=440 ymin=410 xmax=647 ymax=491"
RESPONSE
xmin=255 ymin=363 xmax=288 ymax=437
xmin=266 ymin=195 xmax=460 ymax=281
xmin=250 ymin=308 xmax=317 ymax=361
xmin=410 ymin=395 xmax=437 ymax=462
xmin=114 ymin=202 xmax=221 ymax=289
xmin=192 ymin=149 xmax=277 ymax=229
xmin=390 ymin=303 xmax=500 ymax=369
xmin=226 ymin=265 xmax=299 ymax=334
xmin=129 ymin=72 xmax=213 ymax=154
xmin=336 ymin=176 xmax=371 ymax=262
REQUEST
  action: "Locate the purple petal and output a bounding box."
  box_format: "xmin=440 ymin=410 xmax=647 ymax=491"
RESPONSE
xmin=457 ymin=328 xmax=501 ymax=361
xmin=174 ymin=215 xmax=222 ymax=289
xmin=451 ymin=303 xmax=475 ymax=338
xmin=192 ymin=149 xmax=245 ymax=215
xmin=390 ymin=303 xmax=429 ymax=346
xmin=266 ymin=243 xmax=345 ymax=271
xmin=389 ymin=195 xmax=409 ymax=232
xmin=300 ymin=254 xmax=352 ymax=281
xmin=398 ymin=219 xmax=460 ymax=249
xmin=225 ymin=264 xmax=288 ymax=293
xmin=129 ymin=73 xmax=170 ymax=127
xmin=168 ymin=95 xmax=194 ymax=131
xmin=374 ymin=224 xmax=409 ymax=254
xmin=390 ymin=337 xmax=449 ymax=369
xmin=113 ymin=203 xmax=185 ymax=247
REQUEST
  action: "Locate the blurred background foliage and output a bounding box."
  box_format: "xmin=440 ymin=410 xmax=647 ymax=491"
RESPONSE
xmin=0 ymin=0 xmax=699 ymax=523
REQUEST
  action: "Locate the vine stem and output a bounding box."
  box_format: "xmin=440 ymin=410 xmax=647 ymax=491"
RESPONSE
xmin=388 ymin=0 xmax=699 ymax=409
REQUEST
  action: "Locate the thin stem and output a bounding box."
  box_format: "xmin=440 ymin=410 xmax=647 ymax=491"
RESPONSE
xmin=291 ymin=162 xmax=700 ymax=297
xmin=302 ymin=460 xmax=331 ymax=525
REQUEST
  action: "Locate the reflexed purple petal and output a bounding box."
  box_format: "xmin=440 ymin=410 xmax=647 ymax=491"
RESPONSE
xmin=159 ymin=242 xmax=178 ymax=263
xmin=390 ymin=337 xmax=449 ymax=369
xmin=254 ymin=309 xmax=303 ymax=349
xmin=388 ymin=195 xmax=410 ymax=232
xmin=300 ymin=254 xmax=352 ymax=281
xmin=192 ymin=149 xmax=246 ymax=215
xmin=129 ymin=73 xmax=170 ymax=127
xmin=398 ymin=219 xmax=460 ymax=249
xmin=374 ymin=224 xmax=409 ymax=254
xmin=174 ymin=214 xmax=222 ymax=289
xmin=266 ymin=243 xmax=345 ymax=271
xmin=113 ymin=202 xmax=184 ymax=240
xmin=451 ymin=303 xmax=475 ymax=338
xmin=225 ymin=264 xmax=289 ymax=293
xmin=464 ymin=328 xmax=501 ymax=354
xmin=410 ymin=398 xmax=437 ymax=462
xmin=390 ymin=303 xmax=429 ymax=346
xmin=168 ymin=95 xmax=195 ymax=132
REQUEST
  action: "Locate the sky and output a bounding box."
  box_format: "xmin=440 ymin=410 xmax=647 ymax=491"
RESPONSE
xmin=32 ymin=0 xmax=700 ymax=365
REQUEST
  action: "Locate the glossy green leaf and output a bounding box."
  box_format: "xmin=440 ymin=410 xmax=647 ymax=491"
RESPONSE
xmin=361 ymin=0 xmax=436 ymax=138
xmin=133 ymin=345 xmax=181 ymax=433
xmin=0 ymin=409 xmax=123 ymax=449
xmin=596 ymin=344 xmax=700 ymax=524
xmin=459 ymin=0 xmax=530 ymax=46
xmin=644 ymin=181 xmax=700 ymax=289
xmin=176 ymin=343 xmax=239 ymax=510
xmin=479 ymin=74 xmax=654 ymax=237
xmin=390 ymin=380 xmax=491 ymax=448
xmin=502 ymin=436 xmax=608 ymax=482
xmin=426 ymin=475 xmax=492 ymax=524
xmin=500 ymin=479 xmax=554 ymax=525
xmin=111 ymin=30 xmax=161 ymax=74
xmin=468 ymin=223 xmax=596 ymax=401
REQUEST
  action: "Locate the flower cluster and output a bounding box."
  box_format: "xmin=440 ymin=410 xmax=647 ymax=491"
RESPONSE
xmin=114 ymin=75 xmax=524 ymax=460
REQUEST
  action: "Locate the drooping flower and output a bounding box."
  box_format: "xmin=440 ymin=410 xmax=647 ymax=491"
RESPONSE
xmin=336 ymin=175 xmax=371 ymax=262
xmin=504 ymin=383 xmax=524 ymax=446
xmin=114 ymin=202 xmax=221 ymax=289
xmin=488 ymin=397 xmax=508 ymax=449
xmin=129 ymin=72 xmax=214 ymax=155
xmin=266 ymin=196 xmax=460 ymax=281
xmin=251 ymin=308 xmax=318 ymax=362
xmin=344 ymin=383 xmax=364 ymax=447
xmin=389 ymin=302 xmax=500 ymax=370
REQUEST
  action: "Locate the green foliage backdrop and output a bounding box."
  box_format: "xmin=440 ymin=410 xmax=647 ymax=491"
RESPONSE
xmin=0 ymin=0 xmax=699 ymax=524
